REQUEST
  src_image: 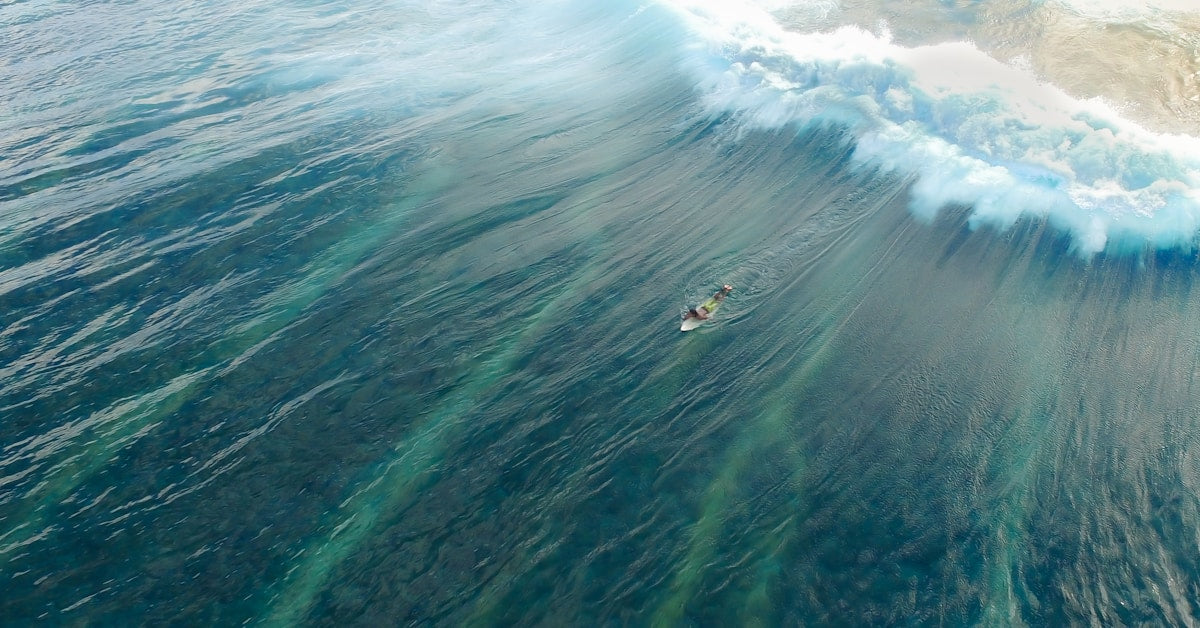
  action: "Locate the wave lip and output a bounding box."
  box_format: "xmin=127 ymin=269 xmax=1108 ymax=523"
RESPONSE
xmin=663 ymin=0 xmax=1200 ymax=255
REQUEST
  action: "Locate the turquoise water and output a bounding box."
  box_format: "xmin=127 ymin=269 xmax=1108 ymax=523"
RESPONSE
xmin=4 ymin=0 xmax=1200 ymax=624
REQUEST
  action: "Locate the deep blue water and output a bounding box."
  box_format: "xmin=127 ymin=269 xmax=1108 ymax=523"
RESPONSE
xmin=4 ymin=0 xmax=1200 ymax=624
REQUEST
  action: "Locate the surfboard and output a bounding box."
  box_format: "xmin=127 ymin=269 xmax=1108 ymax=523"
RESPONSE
xmin=681 ymin=300 xmax=722 ymax=332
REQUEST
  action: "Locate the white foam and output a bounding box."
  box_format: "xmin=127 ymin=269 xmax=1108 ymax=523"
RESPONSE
xmin=661 ymin=0 xmax=1200 ymax=254
xmin=1052 ymin=0 xmax=1200 ymax=22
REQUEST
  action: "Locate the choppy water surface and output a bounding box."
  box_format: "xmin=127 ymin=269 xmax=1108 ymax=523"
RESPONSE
xmin=3 ymin=0 xmax=1200 ymax=624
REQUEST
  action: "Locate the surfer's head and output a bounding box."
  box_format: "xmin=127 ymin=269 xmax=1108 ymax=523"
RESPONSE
xmin=723 ymin=284 xmax=733 ymax=292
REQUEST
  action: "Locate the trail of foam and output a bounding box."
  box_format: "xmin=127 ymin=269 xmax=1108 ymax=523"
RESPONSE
xmin=659 ymin=0 xmax=1200 ymax=255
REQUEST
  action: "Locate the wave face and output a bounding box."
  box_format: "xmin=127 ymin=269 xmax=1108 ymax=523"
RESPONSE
xmin=666 ymin=0 xmax=1200 ymax=254
xmin=4 ymin=0 xmax=1200 ymax=625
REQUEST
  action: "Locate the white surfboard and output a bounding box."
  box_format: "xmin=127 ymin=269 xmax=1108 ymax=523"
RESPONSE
xmin=681 ymin=301 xmax=722 ymax=332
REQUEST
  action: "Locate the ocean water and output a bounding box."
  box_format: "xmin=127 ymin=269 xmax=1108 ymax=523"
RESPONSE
xmin=3 ymin=0 xmax=1200 ymax=624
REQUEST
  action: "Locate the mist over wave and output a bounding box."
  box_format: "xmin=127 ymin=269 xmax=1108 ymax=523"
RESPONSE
xmin=662 ymin=0 xmax=1200 ymax=254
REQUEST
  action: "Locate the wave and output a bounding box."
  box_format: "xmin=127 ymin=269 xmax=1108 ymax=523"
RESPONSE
xmin=656 ymin=0 xmax=1200 ymax=255
xmin=1052 ymin=0 xmax=1200 ymax=23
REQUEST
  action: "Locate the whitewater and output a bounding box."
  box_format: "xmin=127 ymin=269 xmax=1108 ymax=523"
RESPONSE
xmin=665 ymin=0 xmax=1200 ymax=254
xmin=3 ymin=0 xmax=1200 ymax=624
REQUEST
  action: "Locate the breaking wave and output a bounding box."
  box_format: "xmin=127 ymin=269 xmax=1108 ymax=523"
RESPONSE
xmin=660 ymin=0 xmax=1200 ymax=255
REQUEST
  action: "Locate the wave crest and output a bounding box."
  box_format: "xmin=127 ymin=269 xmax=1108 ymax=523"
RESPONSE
xmin=663 ymin=0 xmax=1200 ymax=254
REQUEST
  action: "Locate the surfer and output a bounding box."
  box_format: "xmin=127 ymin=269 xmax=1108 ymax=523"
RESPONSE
xmin=686 ymin=284 xmax=733 ymax=320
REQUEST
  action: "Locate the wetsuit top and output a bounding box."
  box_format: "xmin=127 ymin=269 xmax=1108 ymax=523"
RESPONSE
xmin=699 ymin=295 xmax=722 ymax=312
